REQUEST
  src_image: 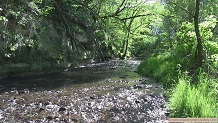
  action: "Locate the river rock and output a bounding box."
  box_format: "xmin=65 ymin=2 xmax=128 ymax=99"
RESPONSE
xmin=0 ymin=60 xmax=167 ymax=122
xmin=0 ymin=110 xmax=3 ymax=120
xmin=135 ymin=100 xmax=141 ymax=104
xmin=133 ymin=84 xmax=143 ymax=89
xmin=90 ymin=96 xmax=95 ymax=99
xmin=58 ymin=107 xmax=66 ymax=112
xmin=39 ymin=107 xmax=45 ymax=112
xmin=47 ymin=116 xmax=54 ymax=120
xmin=46 ymin=104 xmax=60 ymax=112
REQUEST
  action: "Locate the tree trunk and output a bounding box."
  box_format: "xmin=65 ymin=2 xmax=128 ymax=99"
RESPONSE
xmin=194 ymin=0 xmax=203 ymax=68
xmin=121 ymin=18 xmax=134 ymax=59
xmin=121 ymin=31 xmax=130 ymax=59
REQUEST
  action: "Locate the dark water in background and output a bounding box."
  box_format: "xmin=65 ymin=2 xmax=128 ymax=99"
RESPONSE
xmin=0 ymin=60 xmax=141 ymax=92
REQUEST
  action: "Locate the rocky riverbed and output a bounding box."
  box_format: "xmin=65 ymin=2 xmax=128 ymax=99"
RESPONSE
xmin=0 ymin=60 xmax=168 ymax=123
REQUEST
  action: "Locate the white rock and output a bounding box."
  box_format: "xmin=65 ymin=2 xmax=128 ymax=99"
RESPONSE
xmin=46 ymin=104 xmax=60 ymax=112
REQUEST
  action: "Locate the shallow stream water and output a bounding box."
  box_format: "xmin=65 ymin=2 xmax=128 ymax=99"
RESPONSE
xmin=0 ymin=60 xmax=167 ymax=123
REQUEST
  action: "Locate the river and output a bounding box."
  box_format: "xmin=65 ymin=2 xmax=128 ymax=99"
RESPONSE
xmin=0 ymin=60 xmax=168 ymax=123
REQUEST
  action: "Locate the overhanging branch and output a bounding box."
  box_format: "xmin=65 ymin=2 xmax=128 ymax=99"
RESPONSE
xmin=121 ymin=14 xmax=153 ymax=21
xmin=54 ymin=0 xmax=80 ymax=54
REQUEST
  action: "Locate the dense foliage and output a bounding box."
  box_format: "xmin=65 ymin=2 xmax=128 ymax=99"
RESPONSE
xmin=0 ymin=0 xmax=217 ymax=118
xmin=0 ymin=0 xmax=163 ymax=73
xmin=0 ymin=0 xmax=106 ymax=74
xmin=138 ymin=0 xmax=218 ymax=118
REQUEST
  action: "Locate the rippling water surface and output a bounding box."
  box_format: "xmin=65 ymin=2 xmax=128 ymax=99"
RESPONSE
xmin=0 ymin=60 xmax=167 ymax=123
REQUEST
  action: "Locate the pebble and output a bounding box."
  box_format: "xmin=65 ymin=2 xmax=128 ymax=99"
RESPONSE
xmin=58 ymin=107 xmax=66 ymax=112
xmin=0 ymin=110 xmax=3 ymax=120
xmin=135 ymin=100 xmax=141 ymax=104
xmin=71 ymin=118 xmax=78 ymax=122
xmin=46 ymin=116 xmax=54 ymax=120
xmin=90 ymin=96 xmax=95 ymax=99
xmin=133 ymin=85 xmax=143 ymax=89
xmin=0 ymin=60 xmax=167 ymax=123
xmin=39 ymin=107 xmax=45 ymax=112
xmin=46 ymin=104 xmax=60 ymax=112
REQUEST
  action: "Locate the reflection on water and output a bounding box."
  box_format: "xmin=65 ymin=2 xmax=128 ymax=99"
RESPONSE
xmin=0 ymin=60 xmax=141 ymax=92
xmin=0 ymin=66 xmax=115 ymax=92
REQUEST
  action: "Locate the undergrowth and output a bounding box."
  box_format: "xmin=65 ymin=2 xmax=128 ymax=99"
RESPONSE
xmin=169 ymin=75 xmax=217 ymax=117
xmin=137 ymin=53 xmax=178 ymax=87
xmin=138 ymin=52 xmax=218 ymax=118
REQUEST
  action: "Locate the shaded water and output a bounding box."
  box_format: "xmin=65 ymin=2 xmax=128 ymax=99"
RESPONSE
xmin=0 ymin=60 xmax=167 ymax=123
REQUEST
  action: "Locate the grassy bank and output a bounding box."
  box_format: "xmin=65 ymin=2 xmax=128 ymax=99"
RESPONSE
xmin=170 ymin=76 xmax=217 ymax=117
xmin=137 ymin=53 xmax=218 ymax=118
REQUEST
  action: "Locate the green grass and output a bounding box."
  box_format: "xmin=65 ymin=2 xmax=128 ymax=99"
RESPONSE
xmin=137 ymin=53 xmax=177 ymax=87
xmin=137 ymin=52 xmax=218 ymax=118
xmin=169 ymin=76 xmax=218 ymax=118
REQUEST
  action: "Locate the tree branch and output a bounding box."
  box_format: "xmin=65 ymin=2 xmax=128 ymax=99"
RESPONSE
xmin=169 ymin=1 xmax=194 ymax=17
xmin=101 ymin=0 xmax=129 ymax=19
xmin=54 ymin=0 xmax=80 ymax=54
xmin=114 ymin=0 xmax=127 ymax=15
xmin=121 ymin=14 xmax=153 ymax=21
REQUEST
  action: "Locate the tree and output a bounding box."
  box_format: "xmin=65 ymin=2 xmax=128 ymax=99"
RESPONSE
xmin=193 ymin=0 xmax=203 ymax=68
xmin=0 ymin=0 xmax=104 ymax=69
xmin=100 ymin=0 xmax=160 ymax=59
xmin=166 ymin=0 xmax=203 ymax=71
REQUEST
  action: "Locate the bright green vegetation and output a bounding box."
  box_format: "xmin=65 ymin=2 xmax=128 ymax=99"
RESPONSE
xmin=0 ymin=0 xmax=218 ymax=118
xmin=138 ymin=53 xmax=178 ymax=87
xmin=137 ymin=0 xmax=218 ymax=118
xmin=138 ymin=48 xmax=218 ymax=118
xmin=170 ymin=76 xmax=217 ymax=117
